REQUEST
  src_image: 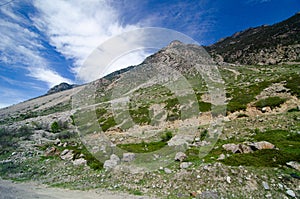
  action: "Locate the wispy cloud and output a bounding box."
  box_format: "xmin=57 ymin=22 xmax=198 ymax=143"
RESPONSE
xmin=0 ymin=1 xmax=72 ymax=88
xmin=32 ymin=0 xmax=143 ymax=82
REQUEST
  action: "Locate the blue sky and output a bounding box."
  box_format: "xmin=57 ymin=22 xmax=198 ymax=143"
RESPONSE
xmin=0 ymin=0 xmax=299 ymax=108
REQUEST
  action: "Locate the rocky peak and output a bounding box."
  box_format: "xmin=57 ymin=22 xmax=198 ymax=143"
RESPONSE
xmin=47 ymin=82 xmax=76 ymax=95
xmin=205 ymin=13 xmax=300 ymax=65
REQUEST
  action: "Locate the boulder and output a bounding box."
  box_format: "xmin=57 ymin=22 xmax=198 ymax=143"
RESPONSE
xmin=286 ymin=161 xmax=300 ymax=171
xmin=164 ymin=168 xmax=172 ymax=174
xmin=175 ymin=152 xmax=187 ymax=162
xmin=44 ymin=146 xmax=59 ymax=156
xmin=286 ymin=190 xmax=296 ymax=198
xmin=60 ymin=149 xmax=73 ymax=160
xmin=249 ymin=141 xmax=275 ymax=150
xmin=180 ymin=162 xmax=192 ymax=169
xmin=262 ymin=181 xmax=270 ymax=190
xmin=72 ymin=158 xmax=87 ymax=166
xmin=103 ymin=154 xmax=120 ymax=170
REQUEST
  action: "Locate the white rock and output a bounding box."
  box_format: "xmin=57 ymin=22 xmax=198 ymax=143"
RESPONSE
xmin=164 ymin=168 xmax=172 ymax=174
xmin=286 ymin=190 xmax=296 ymax=198
xmin=180 ymin=162 xmax=192 ymax=169
xmin=72 ymin=158 xmax=87 ymax=166
xmin=286 ymin=161 xmax=300 ymax=171
xmin=217 ymin=154 xmax=225 ymax=160
xmin=226 ymin=176 xmax=231 ymax=184
xmin=262 ymin=181 xmax=270 ymax=190
xmin=60 ymin=149 xmax=73 ymax=161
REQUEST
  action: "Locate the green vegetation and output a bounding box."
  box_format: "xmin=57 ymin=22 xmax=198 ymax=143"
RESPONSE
xmin=254 ymin=96 xmax=286 ymax=109
xmin=117 ymin=140 xmax=167 ymax=153
xmin=160 ymin=131 xmax=173 ymax=142
xmin=51 ymin=121 xmax=60 ymax=133
xmin=285 ymin=74 xmax=300 ymax=97
xmin=118 ymin=131 xmax=173 ymax=153
xmin=222 ymin=130 xmax=300 ymax=167
xmin=227 ymin=81 xmax=271 ymax=112
xmin=129 ymin=105 xmax=151 ymax=125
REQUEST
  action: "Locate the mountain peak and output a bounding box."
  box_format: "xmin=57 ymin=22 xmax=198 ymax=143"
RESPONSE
xmin=47 ymin=82 xmax=76 ymax=95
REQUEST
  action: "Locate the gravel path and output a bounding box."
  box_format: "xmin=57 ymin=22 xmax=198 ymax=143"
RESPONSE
xmin=0 ymin=179 xmax=156 ymax=199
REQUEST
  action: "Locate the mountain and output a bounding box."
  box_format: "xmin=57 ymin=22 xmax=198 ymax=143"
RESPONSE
xmin=0 ymin=16 xmax=299 ymax=199
xmin=205 ymin=13 xmax=300 ymax=65
xmin=47 ymin=82 xmax=77 ymax=95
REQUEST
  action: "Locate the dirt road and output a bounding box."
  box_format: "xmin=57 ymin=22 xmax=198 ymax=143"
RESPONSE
xmin=0 ymin=179 xmax=155 ymax=199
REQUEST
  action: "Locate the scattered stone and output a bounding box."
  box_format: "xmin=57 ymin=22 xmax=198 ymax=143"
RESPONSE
xmin=180 ymin=162 xmax=192 ymax=169
xmin=54 ymin=138 xmax=61 ymax=145
xmin=164 ymin=168 xmax=172 ymax=174
xmin=60 ymin=149 xmax=73 ymax=160
xmin=122 ymin=153 xmax=135 ymax=162
xmin=286 ymin=161 xmax=300 ymax=171
xmin=110 ymin=154 xmax=120 ymax=164
xmin=226 ymin=176 xmax=231 ymax=184
xmin=63 ymin=142 xmax=68 ymax=147
xmin=217 ymin=153 xmax=225 ymax=160
xmin=286 ymin=190 xmax=296 ymax=198
xmin=175 ymin=152 xmax=187 ymax=162
xmin=223 ymin=141 xmax=275 ymax=154
xmin=262 ymin=181 xmax=270 ymax=190
xmin=200 ymin=190 xmax=219 ymax=199
xmin=72 ymin=158 xmax=87 ymax=166
xmin=104 ymin=154 xmax=120 ymax=170
xmin=44 ymin=146 xmax=59 ymax=156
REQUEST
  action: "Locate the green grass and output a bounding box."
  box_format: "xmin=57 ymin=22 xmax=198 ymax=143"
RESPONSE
xmin=254 ymin=96 xmax=286 ymax=109
xmin=285 ymin=73 xmax=300 ymax=97
xmin=129 ymin=105 xmax=151 ymax=125
xmin=221 ymin=130 xmax=300 ymax=167
xmin=117 ymin=140 xmax=167 ymax=153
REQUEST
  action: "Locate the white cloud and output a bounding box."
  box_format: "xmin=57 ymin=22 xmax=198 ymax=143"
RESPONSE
xmin=32 ymin=0 xmax=144 ymax=83
xmin=0 ymin=2 xmax=72 ymax=88
xmin=29 ymin=67 xmax=72 ymax=87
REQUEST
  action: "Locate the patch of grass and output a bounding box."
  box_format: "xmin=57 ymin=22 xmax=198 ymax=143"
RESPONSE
xmin=129 ymin=105 xmax=151 ymax=125
xmin=288 ymin=107 xmax=300 ymax=112
xmin=160 ymin=131 xmax=173 ymax=142
xmin=117 ymin=140 xmax=167 ymax=153
xmin=254 ymin=96 xmax=286 ymax=109
xmin=227 ymin=81 xmax=271 ymax=112
xmin=221 ymin=130 xmax=300 ymax=167
xmin=98 ymin=117 xmax=116 ymax=132
xmin=286 ymin=74 xmax=300 ymax=97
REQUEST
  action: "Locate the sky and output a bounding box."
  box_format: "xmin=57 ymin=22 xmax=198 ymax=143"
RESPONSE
xmin=0 ymin=0 xmax=299 ymax=108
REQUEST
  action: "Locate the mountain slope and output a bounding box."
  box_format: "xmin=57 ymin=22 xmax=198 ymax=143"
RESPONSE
xmin=205 ymin=13 xmax=300 ymax=65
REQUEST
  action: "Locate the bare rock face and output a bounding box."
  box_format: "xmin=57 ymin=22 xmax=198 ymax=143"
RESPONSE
xmin=206 ymin=13 xmax=300 ymax=65
xmin=47 ymin=82 xmax=76 ymax=95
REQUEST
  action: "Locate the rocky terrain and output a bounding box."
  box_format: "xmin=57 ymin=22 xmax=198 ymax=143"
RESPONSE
xmin=0 ymin=15 xmax=299 ymax=199
xmin=205 ymin=13 xmax=300 ymax=65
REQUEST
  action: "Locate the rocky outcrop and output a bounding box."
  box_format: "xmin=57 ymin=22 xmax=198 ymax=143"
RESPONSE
xmin=206 ymin=13 xmax=300 ymax=65
xmin=222 ymin=141 xmax=275 ymax=154
xmin=47 ymin=82 xmax=76 ymax=95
